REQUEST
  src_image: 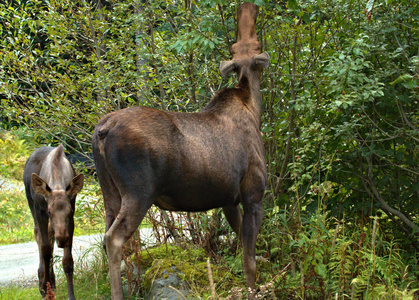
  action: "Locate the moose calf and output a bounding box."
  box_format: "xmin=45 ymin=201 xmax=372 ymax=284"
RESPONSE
xmin=24 ymin=145 xmax=84 ymax=300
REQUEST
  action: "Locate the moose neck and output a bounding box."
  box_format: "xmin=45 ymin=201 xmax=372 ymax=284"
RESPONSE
xmin=233 ymin=3 xmax=263 ymax=125
xmin=237 ymin=66 xmax=263 ymax=125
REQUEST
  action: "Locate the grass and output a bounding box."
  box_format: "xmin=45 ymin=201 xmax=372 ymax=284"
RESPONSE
xmin=0 ymin=285 xmax=40 ymax=300
xmin=0 ymin=240 xmax=113 ymax=300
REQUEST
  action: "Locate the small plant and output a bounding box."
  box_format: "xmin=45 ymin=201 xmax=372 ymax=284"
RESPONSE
xmin=45 ymin=282 xmax=55 ymax=300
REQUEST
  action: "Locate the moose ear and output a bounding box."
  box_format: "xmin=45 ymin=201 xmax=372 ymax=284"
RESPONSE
xmin=31 ymin=173 xmax=51 ymax=197
xmin=220 ymin=60 xmax=237 ymax=77
xmin=253 ymin=51 xmax=270 ymax=69
xmin=66 ymin=173 xmax=84 ymax=197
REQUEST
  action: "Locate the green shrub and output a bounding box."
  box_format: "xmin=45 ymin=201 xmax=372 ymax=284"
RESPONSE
xmin=0 ymin=131 xmax=32 ymax=181
xmin=0 ymin=188 xmax=33 ymax=245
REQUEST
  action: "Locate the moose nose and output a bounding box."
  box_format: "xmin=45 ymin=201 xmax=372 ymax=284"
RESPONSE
xmin=55 ymin=230 xmax=69 ymax=248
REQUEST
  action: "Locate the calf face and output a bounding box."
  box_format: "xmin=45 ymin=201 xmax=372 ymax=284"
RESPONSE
xmin=31 ymin=173 xmax=84 ymax=248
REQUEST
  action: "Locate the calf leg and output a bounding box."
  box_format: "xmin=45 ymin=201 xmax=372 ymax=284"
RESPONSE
xmin=63 ymin=246 xmax=75 ymax=300
xmin=104 ymin=194 xmax=152 ymax=300
xmin=35 ymin=215 xmax=54 ymax=297
xmin=63 ymin=221 xmax=75 ymax=300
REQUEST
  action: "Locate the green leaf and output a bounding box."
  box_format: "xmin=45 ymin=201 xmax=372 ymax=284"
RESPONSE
xmin=366 ymin=0 xmax=374 ymax=12
xmin=287 ymin=0 xmax=299 ymax=10
xmin=254 ymin=0 xmax=265 ymax=6
xmin=390 ymin=74 xmax=413 ymax=85
xmin=390 ymin=74 xmax=418 ymax=89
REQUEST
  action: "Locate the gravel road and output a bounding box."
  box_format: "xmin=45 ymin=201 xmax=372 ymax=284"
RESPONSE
xmin=0 ymin=234 xmax=103 ymax=287
xmin=0 ymin=228 xmax=156 ymax=287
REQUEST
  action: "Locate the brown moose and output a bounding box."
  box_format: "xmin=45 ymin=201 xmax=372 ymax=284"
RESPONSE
xmin=23 ymin=145 xmax=84 ymax=300
xmin=91 ymin=2 xmax=269 ymax=299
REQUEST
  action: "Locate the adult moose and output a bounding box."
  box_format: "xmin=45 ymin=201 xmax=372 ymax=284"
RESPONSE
xmin=24 ymin=145 xmax=84 ymax=300
xmin=92 ymin=2 xmax=269 ymax=299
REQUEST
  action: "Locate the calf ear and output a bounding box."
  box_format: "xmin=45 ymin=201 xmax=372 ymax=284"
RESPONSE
xmin=220 ymin=60 xmax=237 ymax=77
xmin=31 ymin=173 xmax=51 ymax=197
xmin=66 ymin=173 xmax=84 ymax=196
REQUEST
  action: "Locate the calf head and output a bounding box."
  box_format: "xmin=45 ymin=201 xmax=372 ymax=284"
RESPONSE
xmin=31 ymin=173 xmax=84 ymax=248
xmin=220 ymin=2 xmax=269 ymax=78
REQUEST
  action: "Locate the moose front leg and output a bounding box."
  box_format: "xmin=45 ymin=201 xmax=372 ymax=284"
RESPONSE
xmin=241 ymin=201 xmax=263 ymax=291
xmin=63 ymin=244 xmax=75 ymax=299
xmin=35 ymin=216 xmax=55 ymax=297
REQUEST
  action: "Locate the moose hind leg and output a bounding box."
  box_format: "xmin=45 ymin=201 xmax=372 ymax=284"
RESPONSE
xmin=223 ymin=204 xmax=243 ymax=237
xmin=241 ymin=201 xmax=263 ymax=290
xmin=104 ymin=195 xmax=152 ymax=300
xmin=92 ymin=148 xmax=122 ymax=238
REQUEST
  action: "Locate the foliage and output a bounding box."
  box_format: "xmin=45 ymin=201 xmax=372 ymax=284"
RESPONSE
xmin=0 ymin=0 xmax=242 ymax=153
xmin=253 ymin=209 xmax=419 ymax=299
xmin=0 ymin=188 xmax=33 ymax=245
xmin=73 ymin=183 xmax=105 ymax=237
xmin=0 ymin=130 xmax=33 ymax=180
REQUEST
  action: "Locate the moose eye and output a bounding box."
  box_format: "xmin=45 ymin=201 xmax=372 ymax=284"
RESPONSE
xmin=47 ymin=211 xmax=51 ymax=218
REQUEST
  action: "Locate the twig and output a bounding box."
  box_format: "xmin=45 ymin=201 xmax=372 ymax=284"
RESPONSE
xmin=168 ymin=286 xmax=188 ymax=300
xmin=207 ymin=258 xmax=217 ymax=299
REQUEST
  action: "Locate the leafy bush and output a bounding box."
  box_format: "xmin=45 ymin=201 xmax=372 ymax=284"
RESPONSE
xmin=254 ymin=209 xmax=419 ymax=299
xmin=0 ymin=131 xmax=33 ymax=180
xmin=0 ymin=188 xmax=34 ymax=245
xmin=73 ymin=183 xmax=105 ymax=237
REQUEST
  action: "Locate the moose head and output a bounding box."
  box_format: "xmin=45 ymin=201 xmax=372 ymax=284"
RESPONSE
xmin=31 ymin=171 xmax=83 ymax=247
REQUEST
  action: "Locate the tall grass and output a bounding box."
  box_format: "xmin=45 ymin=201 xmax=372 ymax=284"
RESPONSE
xmin=0 ymin=285 xmax=40 ymax=300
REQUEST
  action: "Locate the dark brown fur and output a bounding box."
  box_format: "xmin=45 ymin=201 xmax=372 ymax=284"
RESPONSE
xmin=23 ymin=145 xmax=84 ymax=300
xmin=92 ymin=3 xmax=269 ymax=299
